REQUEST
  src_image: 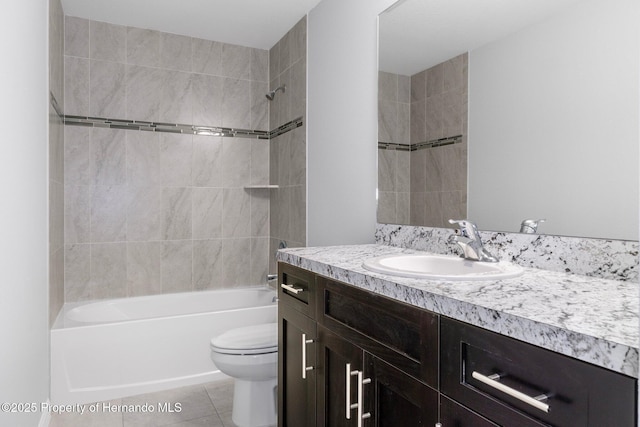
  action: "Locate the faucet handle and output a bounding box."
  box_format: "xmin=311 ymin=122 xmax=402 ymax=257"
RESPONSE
xmin=520 ymin=219 xmax=546 ymax=234
xmin=448 ymin=219 xmax=479 ymax=239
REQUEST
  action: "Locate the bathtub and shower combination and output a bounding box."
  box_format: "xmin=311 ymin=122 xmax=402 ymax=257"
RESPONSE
xmin=51 ymin=287 xmax=277 ymax=405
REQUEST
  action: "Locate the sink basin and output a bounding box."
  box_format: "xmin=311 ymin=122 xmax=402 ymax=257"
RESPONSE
xmin=362 ymin=254 xmax=523 ymax=281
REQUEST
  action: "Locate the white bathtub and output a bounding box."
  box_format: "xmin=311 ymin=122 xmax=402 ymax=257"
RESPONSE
xmin=51 ymin=287 xmax=277 ymax=405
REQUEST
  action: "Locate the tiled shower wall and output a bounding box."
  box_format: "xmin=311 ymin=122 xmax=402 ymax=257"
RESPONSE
xmin=377 ymin=71 xmax=410 ymax=225
xmin=49 ymin=0 xmax=65 ymax=324
xmin=377 ymin=53 xmax=468 ymax=228
xmin=63 ymin=17 xmax=272 ymax=302
xmin=410 ymin=53 xmax=468 ymax=228
xmin=269 ymin=17 xmax=307 ymax=273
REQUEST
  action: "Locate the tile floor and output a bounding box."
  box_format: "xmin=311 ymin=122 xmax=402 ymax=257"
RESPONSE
xmin=50 ymin=379 xmax=238 ymax=427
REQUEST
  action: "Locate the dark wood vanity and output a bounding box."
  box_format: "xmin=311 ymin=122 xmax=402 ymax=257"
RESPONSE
xmin=277 ymin=262 xmax=637 ymax=427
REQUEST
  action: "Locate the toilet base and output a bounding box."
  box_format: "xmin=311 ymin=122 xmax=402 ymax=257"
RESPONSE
xmin=231 ymin=378 xmax=277 ymax=427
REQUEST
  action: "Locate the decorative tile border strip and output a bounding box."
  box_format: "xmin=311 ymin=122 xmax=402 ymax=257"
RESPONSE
xmin=51 ymin=93 xmax=304 ymax=141
xmin=378 ymin=134 xmax=463 ymax=152
xmin=49 ymin=92 xmax=63 ymax=118
xmin=269 ymin=117 xmax=304 ymax=138
xmin=377 ymin=142 xmax=411 ymax=151
xmin=63 ymin=115 xmax=303 ymax=140
xmin=63 ymin=115 xmax=270 ymax=139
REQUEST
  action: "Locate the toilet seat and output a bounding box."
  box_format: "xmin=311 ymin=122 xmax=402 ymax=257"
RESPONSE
xmin=211 ymin=323 xmax=278 ymax=355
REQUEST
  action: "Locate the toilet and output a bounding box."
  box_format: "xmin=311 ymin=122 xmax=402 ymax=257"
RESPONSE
xmin=210 ymin=323 xmax=278 ymax=427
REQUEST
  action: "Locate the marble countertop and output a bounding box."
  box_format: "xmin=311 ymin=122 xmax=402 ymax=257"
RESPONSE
xmin=277 ymin=244 xmax=639 ymax=378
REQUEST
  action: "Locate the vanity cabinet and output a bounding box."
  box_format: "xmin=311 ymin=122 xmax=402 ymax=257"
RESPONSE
xmin=277 ymin=262 xmax=638 ymax=427
xmin=278 ymin=263 xmax=439 ymax=426
xmin=278 ymin=264 xmax=318 ymax=427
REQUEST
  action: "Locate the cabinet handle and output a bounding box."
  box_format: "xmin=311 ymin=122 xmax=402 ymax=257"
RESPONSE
xmin=301 ymin=333 xmax=314 ymax=379
xmin=357 ymin=370 xmax=372 ymax=426
xmin=472 ymin=371 xmax=550 ymax=413
xmin=346 ymin=363 xmax=355 ymax=419
xmin=281 ymin=283 xmax=304 ymax=294
xmin=345 ymin=363 xmax=371 ymax=426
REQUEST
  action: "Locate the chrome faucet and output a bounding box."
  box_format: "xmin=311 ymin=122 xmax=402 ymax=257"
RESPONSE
xmin=519 ymin=219 xmax=545 ymax=234
xmin=448 ymin=219 xmax=498 ymax=262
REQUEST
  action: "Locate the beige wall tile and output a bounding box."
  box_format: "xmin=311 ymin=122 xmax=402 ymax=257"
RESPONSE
xmin=222 ymin=238 xmax=252 ymax=287
xmin=161 ymin=241 xmax=193 ymax=294
xmin=64 ymin=56 xmax=89 ymax=115
xmin=91 ymin=243 xmax=127 ymax=299
xmin=127 ymin=241 xmax=162 ymax=296
xmin=192 ymin=38 xmax=222 ymax=75
xmin=127 ymin=27 xmax=160 ymax=67
xmin=194 ymin=240 xmax=223 ymax=291
xmin=90 ymin=21 xmax=126 ymax=62
xmin=222 ymin=188 xmax=251 ymax=238
xmin=193 ymin=187 xmax=223 ymax=239
xmin=90 ymin=60 xmax=126 ymax=117
xmin=192 ymin=136 xmax=223 ymax=187
xmin=64 ymin=16 xmax=89 ymax=58
xmin=127 ymin=186 xmax=162 ymax=241
xmin=160 ymin=33 xmax=193 ymax=71
xmin=162 ymin=187 xmax=193 ymax=240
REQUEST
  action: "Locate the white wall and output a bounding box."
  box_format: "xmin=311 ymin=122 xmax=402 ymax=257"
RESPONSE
xmin=0 ymin=1 xmax=50 ymax=426
xmin=307 ymin=0 xmax=397 ymax=246
xmin=468 ymin=0 xmax=639 ymax=240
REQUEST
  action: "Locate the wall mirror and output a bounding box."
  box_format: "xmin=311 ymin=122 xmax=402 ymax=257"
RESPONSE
xmin=377 ymin=0 xmax=638 ymax=240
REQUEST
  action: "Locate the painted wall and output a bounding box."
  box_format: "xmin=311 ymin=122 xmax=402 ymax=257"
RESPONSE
xmin=307 ymin=0 xmax=397 ymax=246
xmin=0 ymin=0 xmax=50 ymax=426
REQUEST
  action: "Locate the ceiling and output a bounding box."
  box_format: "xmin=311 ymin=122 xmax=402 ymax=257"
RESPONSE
xmin=379 ymin=0 xmax=586 ymax=75
xmin=60 ymin=0 xmax=323 ymax=50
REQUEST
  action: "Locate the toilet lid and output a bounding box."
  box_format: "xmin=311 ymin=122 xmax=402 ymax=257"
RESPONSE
xmin=211 ymin=323 xmax=278 ymax=355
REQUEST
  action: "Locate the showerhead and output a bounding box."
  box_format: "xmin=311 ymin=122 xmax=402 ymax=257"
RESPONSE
xmin=266 ymin=85 xmax=286 ymax=101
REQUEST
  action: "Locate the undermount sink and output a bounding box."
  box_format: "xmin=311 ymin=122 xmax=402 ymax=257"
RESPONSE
xmin=362 ymin=254 xmax=523 ymax=281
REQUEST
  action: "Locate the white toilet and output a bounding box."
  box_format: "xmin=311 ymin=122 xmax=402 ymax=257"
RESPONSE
xmin=210 ymin=323 xmax=278 ymax=427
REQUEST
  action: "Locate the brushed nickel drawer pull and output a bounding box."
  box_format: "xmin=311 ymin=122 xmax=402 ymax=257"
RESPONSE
xmin=301 ymin=334 xmax=314 ymax=379
xmin=280 ymin=283 xmax=304 ymax=294
xmin=472 ymin=371 xmax=550 ymax=413
xmin=345 ymin=364 xmax=371 ymax=426
xmin=346 ymin=363 xmax=355 ymax=419
xmin=357 ymin=370 xmax=372 ymax=427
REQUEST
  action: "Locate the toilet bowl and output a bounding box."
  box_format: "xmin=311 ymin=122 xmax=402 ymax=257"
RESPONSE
xmin=210 ymin=323 xmax=278 ymax=427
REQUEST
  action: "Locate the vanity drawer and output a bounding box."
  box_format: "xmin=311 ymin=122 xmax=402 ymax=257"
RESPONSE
xmin=441 ymin=317 xmax=637 ymax=427
xmin=317 ymin=276 xmax=438 ymax=388
xmin=278 ymin=263 xmax=316 ymax=319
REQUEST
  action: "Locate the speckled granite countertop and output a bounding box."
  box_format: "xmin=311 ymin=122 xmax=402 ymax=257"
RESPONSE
xmin=277 ymin=244 xmax=639 ymax=378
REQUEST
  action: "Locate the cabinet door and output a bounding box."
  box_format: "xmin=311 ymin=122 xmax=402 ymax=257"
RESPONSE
xmin=364 ymin=353 xmax=438 ymax=427
xmin=439 ymin=396 xmax=499 ymax=427
xmin=278 ymin=303 xmax=316 ymax=427
xmin=317 ymin=325 xmax=366 ymax=427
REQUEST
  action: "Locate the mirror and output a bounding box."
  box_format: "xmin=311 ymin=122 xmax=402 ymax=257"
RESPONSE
xmin=378 ymin=0 xmax=639 ymax=240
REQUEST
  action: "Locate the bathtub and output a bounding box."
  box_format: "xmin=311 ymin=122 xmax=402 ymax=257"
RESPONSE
xmin=51 ymin=287 xmax=277 ymax=405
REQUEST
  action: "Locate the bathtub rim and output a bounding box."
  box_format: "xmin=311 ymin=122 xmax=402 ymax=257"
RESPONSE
xmin=53 ymin=285 xmax=277 ymax=330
